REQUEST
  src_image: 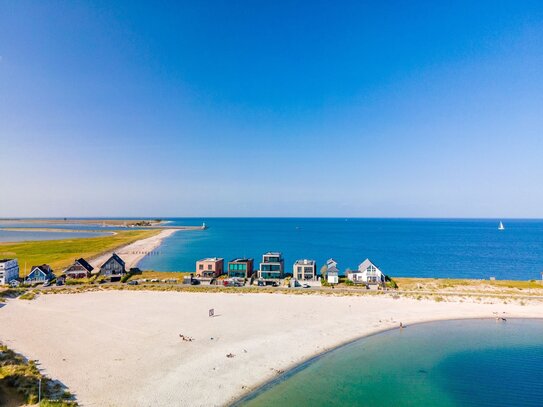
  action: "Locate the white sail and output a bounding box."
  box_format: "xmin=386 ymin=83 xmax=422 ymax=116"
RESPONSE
xmin=498 ymin=221 xmax=505 ymax=230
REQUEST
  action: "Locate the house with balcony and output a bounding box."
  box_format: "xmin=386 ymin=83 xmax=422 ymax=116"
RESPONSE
xmin=196 ymin=258 xmax=224 ymax=278
xmin=64 ymin=258 xmax=94 ymax=279
xmin=0 ymin=259 xmax=19 ymax=285
xmin=227 ymin=258 xmax=254 ymax=279
xmin=347 ymin=259 xmax=385 ymax=286
xmin=293 ymin=259 xmax=317 ymax=281
xmin=258 ymin=252 xmax=284 ymax=280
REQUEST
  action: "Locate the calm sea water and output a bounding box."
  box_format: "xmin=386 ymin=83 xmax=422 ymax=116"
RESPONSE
xmin=238 ymin=319 xmax=543 ymax=407
xmin=138 ymin=218 xmax=543 ymax=280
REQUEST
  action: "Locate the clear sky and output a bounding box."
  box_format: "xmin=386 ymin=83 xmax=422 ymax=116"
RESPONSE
xmin=1 ymin=1 xmax=543 ymax=217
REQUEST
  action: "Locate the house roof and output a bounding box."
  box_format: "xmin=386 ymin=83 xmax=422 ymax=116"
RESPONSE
xmin=326 ymin=258 xmax=337 ymax=265
xmin=101 ymin=253 xmax=125 ymax=268
xmin=327 ymin=266 xmax=339 ymax=273
xmin=75 ymin=258 xmax=94 ymax=272
xmin=358 ymin=258 xmax=380 ymax=272
xmin=30 ymin=264 xmax=53 ymax=275
xmin=229 ymin=258 xmax=253 ymax=263
xmin=294 ymin=259 xmax=316 ymax=266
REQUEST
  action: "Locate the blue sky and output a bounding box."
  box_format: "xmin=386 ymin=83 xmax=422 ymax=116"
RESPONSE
xmin=1 ymin=1 xmax=543 ymax=217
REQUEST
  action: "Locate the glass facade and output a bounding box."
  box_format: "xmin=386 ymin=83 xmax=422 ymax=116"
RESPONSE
xmin=260 ymin=272 xmax=281 ymax=279
xmin=261 ymin=264 xmax=281 ymax=271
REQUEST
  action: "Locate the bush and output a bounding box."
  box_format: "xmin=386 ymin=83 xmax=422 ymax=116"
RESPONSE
xmin=19 ymin=291 xmax=37 ymax=301
xmin=345 ymin=280 xmax=354 ymax=286
xmin=120 ymin=272 xmax=133 ymax=283
xmin=386 ymin=279 xmax=398 ymax=289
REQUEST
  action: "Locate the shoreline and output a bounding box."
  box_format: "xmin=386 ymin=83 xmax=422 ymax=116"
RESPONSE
xmin=88 ymin=228 xmax=179 ymax=269
xmin=230 ymin=315 xmax=543 ymax=406
xmin=0 ymin=291 xmax=541 ymax=406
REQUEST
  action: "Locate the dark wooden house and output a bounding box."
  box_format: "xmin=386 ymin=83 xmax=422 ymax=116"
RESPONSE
xmin=99 ymin=253 xmax=126 ymax=277
xmin=64 ymin=258 xmax=94 ymax=279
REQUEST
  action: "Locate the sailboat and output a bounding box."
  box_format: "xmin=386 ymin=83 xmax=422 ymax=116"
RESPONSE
xmin=498 ymin=221 xmax=505 ymax=231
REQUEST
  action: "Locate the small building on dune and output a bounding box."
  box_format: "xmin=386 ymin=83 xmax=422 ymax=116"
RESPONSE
xmin=347 ymin=259 xmax=385 ymax=286
xmin=196 ymin=258 xmax=224 ymax=278
xmin=325 ymin=258 xmax=339 ymax=285
xmin=64 ymin=258 xmax=94 ymax=279
xmin=99 ymin=253 xmax=126 ymax=277
xmin=26 ymin=264 xmax=55 ymax=283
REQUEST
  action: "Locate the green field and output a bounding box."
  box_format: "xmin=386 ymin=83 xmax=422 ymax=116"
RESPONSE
xmin=0 ymin=230 xmax=160 ymax=273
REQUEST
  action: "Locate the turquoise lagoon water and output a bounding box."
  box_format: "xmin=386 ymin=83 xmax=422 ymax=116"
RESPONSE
xmin=238 ymin=319 xmax=543 ymax=407
xmin=138 ymin=218 xmax=543 ymax=280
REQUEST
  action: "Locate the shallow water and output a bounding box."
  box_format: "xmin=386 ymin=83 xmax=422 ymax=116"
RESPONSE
xmin=239 ymin=319 xmax=543 ymax=407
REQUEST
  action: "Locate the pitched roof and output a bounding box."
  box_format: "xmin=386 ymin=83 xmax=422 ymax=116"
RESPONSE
xmin=75 ymin=258 xmax=94 ymax=272
xmin=30 ymin=264 xmax=53 ymax=275
xmin=358 ymin=258 xmax=381 ymax=272
xmin=327 ymin=266 xmax=339 ymax=273
xmin=101 ymin=253 xmax=125 ymax=268
xmin=326 ymin=258 xmax=337 ymax=266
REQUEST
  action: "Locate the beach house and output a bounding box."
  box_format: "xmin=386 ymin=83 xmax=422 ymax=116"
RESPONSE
xmin=293 ymin=259 xmax=317 ymax=281
xmin=99 ymin=253 xmax=126 ymax=277
xmin=258 ymin=252 xmax=284 ymax=280
xmin=347 ymin=259 xmax=385 ymax=286
xmin=227 ymin=258 xmax=254 ymax=279
xmin=325 ymin=258 xmax=339 ymax=284
xmin=26 ymin=264 xmax=54 ymax=283
xmin=0 ymin=259 xmax=19 ymax=285
xmin=196 ymin=258 xmax=224 ymax=278
xmin=64 ymin=258 xmax=94 ymax=279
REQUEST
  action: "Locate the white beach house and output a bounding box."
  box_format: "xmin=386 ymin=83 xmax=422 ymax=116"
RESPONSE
xmin=0 ymin=259 xmax=19 ymax=285
xmin=325 ymin=258 xmax=339 ymax=284
xmin=347 ymin=259 xmax=385 ymax=285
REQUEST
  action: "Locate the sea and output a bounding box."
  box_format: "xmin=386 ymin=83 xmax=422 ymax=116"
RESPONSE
xmin=2 ymin=218 xmax=543 ymax=280
xmin=139 ymin=218 xmax=543 ymax=280
xmin=237 ymin=319 xmax=543 ymax=407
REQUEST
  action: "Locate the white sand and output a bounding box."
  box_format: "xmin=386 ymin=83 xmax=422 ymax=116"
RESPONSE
xmin=0 ymin=291 xmax=541 ymax=406
xmin=89 ymin=229 xmax=178 ymax=270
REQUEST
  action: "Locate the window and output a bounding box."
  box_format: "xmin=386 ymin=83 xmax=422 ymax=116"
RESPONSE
xmin=207 ymin=264 xmax=212 ymax=270
xmin=199 ymin=264 xmax=203 ymax=270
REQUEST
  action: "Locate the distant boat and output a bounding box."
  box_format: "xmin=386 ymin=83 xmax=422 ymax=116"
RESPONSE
xmin=498 ymin=221 xmax=505 ymax=231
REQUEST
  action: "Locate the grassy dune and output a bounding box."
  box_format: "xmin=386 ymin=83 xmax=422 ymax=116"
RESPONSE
xmin=0 ymin=230 xmax=160 ymax=273
xmin=0 ymin=343 xmax=77 ymax=406
xmin=394 ymin=277 xmax=543 ymax=294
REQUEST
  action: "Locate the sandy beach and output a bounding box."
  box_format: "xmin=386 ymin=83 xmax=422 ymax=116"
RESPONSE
xmin=0 ymin=290 xmax=541 ymax=406
xmin=88 ymin=229 xmax=178 ymax=270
